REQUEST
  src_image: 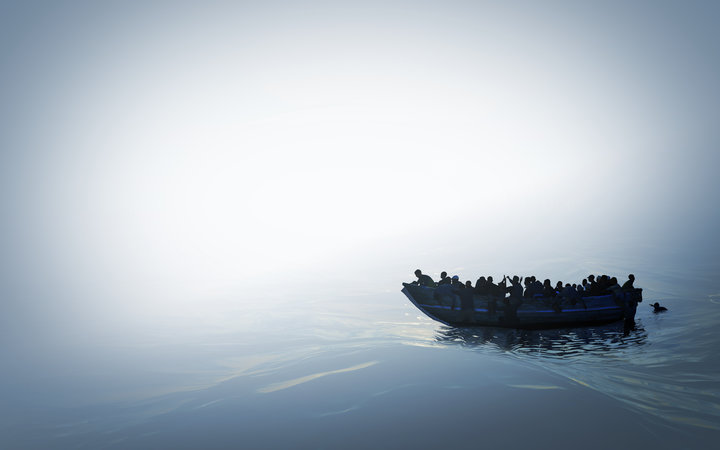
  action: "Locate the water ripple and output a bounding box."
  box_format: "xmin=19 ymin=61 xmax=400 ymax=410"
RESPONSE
xmin=432 ymin=318 xmax=720 ymax=432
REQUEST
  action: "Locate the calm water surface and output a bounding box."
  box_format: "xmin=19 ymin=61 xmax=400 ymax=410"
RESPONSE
xmin=2 ymin=257 xmax=720 ymax=449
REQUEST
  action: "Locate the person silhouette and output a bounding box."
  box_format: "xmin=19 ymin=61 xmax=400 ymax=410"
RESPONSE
xmin=622 ymin=274 xmax=636 ymax=290
xmin=413 ymin=269 xmax=436 ymax=287
xmin=438 ymin=271 xmax=451 ymax=285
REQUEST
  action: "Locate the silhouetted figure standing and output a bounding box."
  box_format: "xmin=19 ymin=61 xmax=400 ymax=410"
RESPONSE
xmin=611 ymin=276 xmax=638 ymax=331
xmin=485 ymin=276 xmax=499 ymax=314
xmin=486 ymin=276 xmax=500 ymax=297
xmin=587 ymin=275 xmax=598 ymax=295
xmin=474 ymin=276 xmax=487 ymax=294
xmin=524 ymin=276 xmax=533 ymax=296
xmin=507 ymin=275 xmax=523 ymax=300
xmin=622 ymin=274 xmax=635 ymax=291
xmin=503 ymin=275 xmax=523 ymax=322
xmin=453 ymin=280 xmax=476 ymax=323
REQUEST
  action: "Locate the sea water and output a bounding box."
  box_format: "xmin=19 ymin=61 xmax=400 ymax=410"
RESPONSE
xmin=2 ymin=249 xmax=719 ymax=450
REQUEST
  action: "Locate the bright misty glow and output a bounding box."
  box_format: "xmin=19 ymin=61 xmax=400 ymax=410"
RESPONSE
xmin=47 ymin=38 xmax=631 ymax=289
xmin=57 ymin=92 xmax=591 ymax=294
xmin=2 ymin=1 xmax=719 ymax=326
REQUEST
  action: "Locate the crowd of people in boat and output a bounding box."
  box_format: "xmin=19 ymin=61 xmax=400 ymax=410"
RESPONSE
xmin=412 ymin=269 xmax=637 ymax=301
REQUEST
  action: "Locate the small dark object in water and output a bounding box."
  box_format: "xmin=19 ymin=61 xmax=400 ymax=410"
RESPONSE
xmin=651 ymin=302 xmax=668 ymax=312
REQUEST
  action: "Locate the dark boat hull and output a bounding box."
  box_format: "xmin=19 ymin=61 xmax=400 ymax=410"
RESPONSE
xmin=402 ymin=283 xmax=642 ymax=329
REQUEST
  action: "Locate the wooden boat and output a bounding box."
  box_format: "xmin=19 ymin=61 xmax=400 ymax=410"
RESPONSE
xmin=401 ymin=283 xmax=642 ymax=329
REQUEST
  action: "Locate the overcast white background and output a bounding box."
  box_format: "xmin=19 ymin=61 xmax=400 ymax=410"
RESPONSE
xmin=1 ymin=1 xmax=719 ymax=347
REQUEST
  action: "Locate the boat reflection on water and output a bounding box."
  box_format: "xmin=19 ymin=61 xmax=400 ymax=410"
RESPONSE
xmin=434 ymin=320 xmax=648 ymax=358
xmin=432 ymin=320 xmax=719 ymax=440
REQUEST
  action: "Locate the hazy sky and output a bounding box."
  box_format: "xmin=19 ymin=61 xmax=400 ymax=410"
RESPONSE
xmin=2 ymin=1 xmax=719 ymax=338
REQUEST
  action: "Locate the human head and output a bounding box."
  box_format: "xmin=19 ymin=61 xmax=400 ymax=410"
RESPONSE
xmin=628 ymin=274 xmax=635 ymax=281
xmin=441 ymin=271 xmax=447 ymax=279
xmin=414 ymin=269 xmax=422 ymax=277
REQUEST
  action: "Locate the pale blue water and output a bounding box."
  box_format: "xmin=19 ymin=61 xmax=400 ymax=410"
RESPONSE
xmin=2 ymin=251 xmax=720 ymax=449
xmin=3 ymin=1 xmax=720 ymax=448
